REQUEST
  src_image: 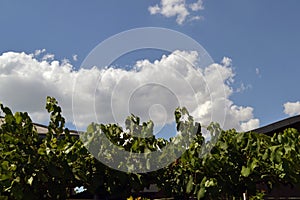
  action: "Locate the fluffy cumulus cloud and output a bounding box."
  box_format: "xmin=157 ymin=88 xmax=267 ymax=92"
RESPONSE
xmin=283 ymin=101 xmax=300 ymax=116
xmin=0 ymin=50 xmax=259 ymax=132
xmin=149 ymin=0 xmax=204 ymax=25
xmin=0 ymin=51 xmax=75 ymax=123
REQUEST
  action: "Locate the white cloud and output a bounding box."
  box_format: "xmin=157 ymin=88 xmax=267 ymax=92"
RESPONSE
xmin=148 ymin=0 xmax=204 ymax=25
xmin=221 ymin=57 xmax=232 ymax=67
xmin=284 ymin=101 xmax=300 ymax=116
xmin=189 ymin=0 xmax=204 ymax=11
xmin=255 ymin=68 xmax=259 ymax=75
xmin=42 ymin=53 xmax=54 ymax=61
xmin=61 ymin=58 xmax=70 ymax=65
xmin=72 ymin=54 xmax=78 ymax=61
xmin=241 ymin=119 xmax=260 ymax=132
xmin=0 ymin=50 xmax=259 ymax=132
xmin=255 ymin=67 xmax=261 ymax=78
xmin=188 ymin=15 xmax=203 ymax=22
xmin=34 ymin=49 xmax=46 ymax=56
xmin=149 ymin=4 xmax=161 ymax=14
xmin=236 ymin=83 xmax=252 ymax=93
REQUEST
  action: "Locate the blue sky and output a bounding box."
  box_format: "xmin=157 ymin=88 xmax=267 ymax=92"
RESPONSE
xmin=1 ymin=0 xmax=300 ymax=133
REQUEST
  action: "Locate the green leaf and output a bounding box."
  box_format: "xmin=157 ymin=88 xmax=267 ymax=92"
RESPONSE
xmin=204 ymin=179 xmax=216 ymax=187
xmin=9 ymin=164 xmax=17 ymax=171
xmin=146 ymin=159 xmax=150 ymax=170
xmin=1 ymin=105 xmax=13 ymax=115
xmin=0 ymin=173 xmax=12 ymax=181
xmin=86 ymin=124 xmax=95 ymax=134
xmin=14 ymin=112 xmax=23 ymax=124
xmin=197 ymin=187 xmax=205 ymax=200
xmin=1 ymin=161 xmax=9 ymax=170
xmin=241 ymin=166 xmax=251 ymax=177
xmin=275 ymin=150 xmax=283 ymax=163
xmin=262 ymin=149 xmax=269 ymax=160
xmin=250 ymin=158 xmax=258 ymax=171
xmin=38 ymin=147 xmax=45 ymax=155
xmin=27 ymin=176 xmax=34 ymax=186
xmin=186 ymin=175 xmax=193 ymax=193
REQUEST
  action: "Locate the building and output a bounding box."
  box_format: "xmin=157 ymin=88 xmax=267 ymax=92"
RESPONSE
xmin=252 ymin=115 xmax=300 ymax=136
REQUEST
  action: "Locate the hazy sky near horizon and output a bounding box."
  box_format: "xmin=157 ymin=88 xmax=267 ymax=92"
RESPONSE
xmin=0 ymin=0 xmax=300 ymax=135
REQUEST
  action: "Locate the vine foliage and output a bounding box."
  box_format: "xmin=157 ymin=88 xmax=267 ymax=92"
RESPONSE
xmin=0 ymin=97 xmax=300 ymax=199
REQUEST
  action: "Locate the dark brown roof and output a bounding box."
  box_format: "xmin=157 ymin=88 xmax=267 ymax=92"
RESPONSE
xmin=0 ymin=116 xmax=79 ymax=136
xmin=251 ymin=115 xmax=300 ymax=136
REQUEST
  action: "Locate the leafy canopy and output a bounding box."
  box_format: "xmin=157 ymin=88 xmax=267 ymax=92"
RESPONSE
xmin=1 ymin=97 xmax=300 ymax=199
